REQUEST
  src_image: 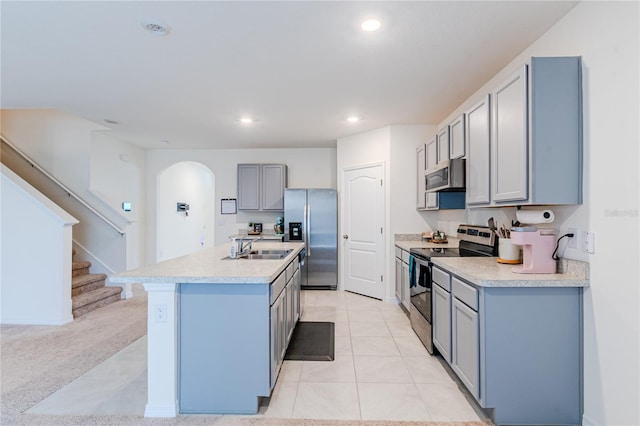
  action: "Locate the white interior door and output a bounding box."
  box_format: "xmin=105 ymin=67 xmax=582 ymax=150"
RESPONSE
xmin=341 ymin=164 xmax=384 ymax=300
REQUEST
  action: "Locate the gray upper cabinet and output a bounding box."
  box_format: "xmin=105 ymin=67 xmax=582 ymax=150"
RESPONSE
xmin=492 ymin=65 xmax=529 ymax=203
xmin=466 ymin=95 xmax=491 ymax=206
xmin=491 ymin=56 xmax=583 ymax=206
xmin=238 ymin=164 xmax=288 ymax=211
xmin=237 ymin=164 xmax=261 ymax=210
xmin=426 ymin=137 xmax=438 ymax=170
xmin=449 ymin=114 xmax=466 ymax=159
xmin=416 ymin=144 xmax=426 ymax=209
xmin=261 ymin=164 xmax=287 ymax=210
xmin=436 ymin=127 xmax=450 ymax=164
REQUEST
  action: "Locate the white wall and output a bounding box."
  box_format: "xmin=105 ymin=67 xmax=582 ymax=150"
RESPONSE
xmin=337 ymin=125 xmax=434 ymax=301
xmin=1 ymin=165 xmax=78 ymax=325
xmin=146 ymin=147 xmax=336 ymax=265
xmin=156 ymin=161 xmax=214 ymax=262
xmin=90 ymin=132 xmax=147 ymax=269
xmin=1 ymin=109 xmax=147 ymax=275
xmin=431 ymin=3 xmax=639 ymax=424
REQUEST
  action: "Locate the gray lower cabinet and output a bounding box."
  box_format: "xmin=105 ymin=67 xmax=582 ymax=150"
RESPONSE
xmin=431 ymin=264 xmax=583 ymax=425
xmin=393 ymin=247 xmax=410 ymax=311
xmin=431 ymin=266 xmax=452 ymax=363
xmin=451 ymin=296 xmax=479 ymax=399
xmin=237 ymin=163 xmax=288 ymax=211
xmin=179 ymin=257 xmax=299 ymax=414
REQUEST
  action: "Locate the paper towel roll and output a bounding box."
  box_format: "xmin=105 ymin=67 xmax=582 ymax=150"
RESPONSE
xmin=516 ymin=209 xmax=555 ymax=224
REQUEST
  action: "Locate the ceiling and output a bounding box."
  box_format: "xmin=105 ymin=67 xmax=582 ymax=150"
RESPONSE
xmin=1 ymin=1 xmax=578 ymax=150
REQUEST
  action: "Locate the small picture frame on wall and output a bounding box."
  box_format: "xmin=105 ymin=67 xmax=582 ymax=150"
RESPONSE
xmin=221 ymin=198 xmax=237 ymax=215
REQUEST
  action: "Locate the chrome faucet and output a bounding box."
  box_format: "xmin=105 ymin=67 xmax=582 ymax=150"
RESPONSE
xmin=237 ymin=236 xmax=262 ymax=257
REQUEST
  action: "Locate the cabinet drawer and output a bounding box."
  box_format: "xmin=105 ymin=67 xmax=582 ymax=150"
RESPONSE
xmin=270 ymin=272 xmax=286 ymax=305
xmin=395 ymin=246 xmax=402 ymax=259
xmin=452 ymin=277 xmax=478 ymax=311
xmin=401 ymin=250 xmax=410 ymax=264
xmin=432 ymin=267 xmax=451 ymax=291
xmin=285 ymin=262 xmax=295 ymax=283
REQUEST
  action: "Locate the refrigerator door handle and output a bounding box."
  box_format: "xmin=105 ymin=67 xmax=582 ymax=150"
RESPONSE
xmin=306 ymin=203 xmax=311 ymax=256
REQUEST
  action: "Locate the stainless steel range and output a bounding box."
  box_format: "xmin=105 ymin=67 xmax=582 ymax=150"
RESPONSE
xmin=409 ymin=225 xmax=497 ymax=354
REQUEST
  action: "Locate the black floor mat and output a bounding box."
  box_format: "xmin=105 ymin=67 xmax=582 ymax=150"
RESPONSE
xmin=284 ymin=321 xmax=335 ymax=361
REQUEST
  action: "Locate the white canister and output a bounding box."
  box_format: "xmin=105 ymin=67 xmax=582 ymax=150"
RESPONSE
xmin=498 ymin=238 xmax=521 ymax=261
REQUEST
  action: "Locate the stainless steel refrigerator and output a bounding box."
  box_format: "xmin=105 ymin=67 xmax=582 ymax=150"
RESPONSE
xmin=284 ymin=188 xmax=337 ymax=289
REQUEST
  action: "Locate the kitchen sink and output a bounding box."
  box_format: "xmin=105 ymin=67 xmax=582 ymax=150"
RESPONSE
xmin=222 ymin=248 xmax=293 ymax=260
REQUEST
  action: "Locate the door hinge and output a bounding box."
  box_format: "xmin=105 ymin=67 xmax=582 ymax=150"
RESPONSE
xmin=380 ymin=179 xmax=383 ymax=186
xmin=380 ymin=227 xmax=383 ymax=234
xmin=381 ymin=275 xmax=384 ymax=282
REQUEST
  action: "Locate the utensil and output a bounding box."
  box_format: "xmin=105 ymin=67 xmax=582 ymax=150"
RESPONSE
xmin=488 ymin=217 xmax=499 ymax=237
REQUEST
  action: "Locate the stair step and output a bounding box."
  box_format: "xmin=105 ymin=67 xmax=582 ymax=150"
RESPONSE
xmin=72 ymin=286 xmax=122 ymax=318
xmin=72 ymin=261 xmax=92 ymax=278
xmin=72 ymin=273 xmax=107 ymax=296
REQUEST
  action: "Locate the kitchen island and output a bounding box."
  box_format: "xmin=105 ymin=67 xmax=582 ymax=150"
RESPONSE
xmin=111 ymin=242 xmax=305 ymax=417
xmin=429 ymin=256 xmax=589 ymax=426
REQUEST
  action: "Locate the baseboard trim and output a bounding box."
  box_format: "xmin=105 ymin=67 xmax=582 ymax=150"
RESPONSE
xmin=582 ymin=414 xmax=597 ymax=426
xmin=1 ymin=314 xmax=74 ymax=325
xmin=145 ymin=402 xmax=177 ymax=418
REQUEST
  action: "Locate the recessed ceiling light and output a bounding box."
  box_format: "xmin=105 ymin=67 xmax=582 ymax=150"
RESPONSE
xmin=361 ymin=19 xmax=381 ymax=32
xmin=239 ymin=117 xmax=254 ymax=124
xmin=347 ymin=116 xmax=360 ymax=123
xmin=104 ymin=119 xmax=119 ymax=125
xmin=141 ymin=19 xmax=170 ymax=36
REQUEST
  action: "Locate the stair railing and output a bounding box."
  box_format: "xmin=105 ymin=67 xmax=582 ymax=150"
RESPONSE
xmin=1 ymin=134 xmax=125 ymax=236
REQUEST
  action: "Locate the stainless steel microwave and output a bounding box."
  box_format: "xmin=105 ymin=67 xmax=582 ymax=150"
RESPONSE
xmin=425 ymin=159 xmax=466 ymax=192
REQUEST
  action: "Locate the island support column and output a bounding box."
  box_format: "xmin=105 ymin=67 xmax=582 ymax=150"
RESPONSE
xmin=143 ymin=282 xmax=178 ymax=417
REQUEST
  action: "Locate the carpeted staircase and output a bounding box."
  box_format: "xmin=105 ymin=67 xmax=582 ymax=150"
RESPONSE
xmin=72 ymin=260 xmax=122 ymax=318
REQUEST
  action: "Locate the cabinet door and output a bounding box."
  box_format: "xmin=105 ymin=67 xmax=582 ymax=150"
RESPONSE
xmin=426 ymin=192 xmax=439 ymax=210
xmin=262 ymin=164 xmax=287 ymax=210
xmin=395 ymin=257 xmax=402 ymax=302
xmin=416 ymin=144 xmax=426 ymax=209
xmin=466 ymin=95 xmax=491 ymax=205
xmin=437 ymin=127 xmax=450 ymax=164
xmin=432 ymin=283 xmax=452 ymax=364
xmin=293 ymin=268 xmax=300 ymax=322
xmin=285 ymin=281 xmax=294 ymax=344
xmin=492 ymin=66 xmax=528 ymax=202
xmin=426 ymin=137 xmax=438 ymax=170
xmin=449 ymin=114 xmax=466 ymax=159
xmin=452 ymin=297 xmax=480 ymax=399
xmin=237 ymin=164 xmax=260 ymax=210
xmin=401 ymin=259 xmax=410 ymax=310
xmin=270 ymin=293 xmax=284 ymax=388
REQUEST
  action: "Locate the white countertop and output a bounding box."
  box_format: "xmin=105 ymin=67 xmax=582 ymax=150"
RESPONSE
xmin=395 ymin=237 xmax=460 ymax=251
xmin=430 ymin=257 xmax=589 ymax=288
xmin=111 ymin=242 xmax=304 ymax=285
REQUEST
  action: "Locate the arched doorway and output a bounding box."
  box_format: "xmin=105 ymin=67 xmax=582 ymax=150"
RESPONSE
xmin=156 ymin=161 xmax=215 ymax=262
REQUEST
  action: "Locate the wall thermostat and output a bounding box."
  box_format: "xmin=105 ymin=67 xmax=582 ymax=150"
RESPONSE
xmin=122 ymin=202 xmax=132 ymax=212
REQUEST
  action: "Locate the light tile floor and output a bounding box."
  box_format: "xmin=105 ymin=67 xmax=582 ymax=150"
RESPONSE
xmin=28 ymin=290 xmax=485 ymax=422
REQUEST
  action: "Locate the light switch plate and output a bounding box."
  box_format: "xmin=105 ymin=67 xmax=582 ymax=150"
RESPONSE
xmin=583 ymin=231 xmax=595 ymax=253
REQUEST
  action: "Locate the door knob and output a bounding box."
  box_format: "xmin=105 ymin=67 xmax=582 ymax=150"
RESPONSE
xmin=343 ymin=235 xmax=349 ymax=239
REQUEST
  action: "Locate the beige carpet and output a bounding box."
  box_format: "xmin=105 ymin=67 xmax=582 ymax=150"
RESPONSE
xmin=1 ymin=287 xmax=490 ymax=426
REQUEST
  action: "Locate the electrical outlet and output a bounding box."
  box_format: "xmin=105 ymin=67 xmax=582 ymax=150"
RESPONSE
xmin=155 ymin=304 xmax=168 ymax=322
xmin=568 ymin=228 xmax=578 ymax=249
xmin=582 ymin=231 xmax=595 ymax=254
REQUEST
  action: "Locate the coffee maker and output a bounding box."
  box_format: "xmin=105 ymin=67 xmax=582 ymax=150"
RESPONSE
xmin=510 ymin=210 xmax=557 ymax=274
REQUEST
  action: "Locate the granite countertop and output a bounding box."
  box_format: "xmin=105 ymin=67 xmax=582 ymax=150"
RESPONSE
xmin=395 ymin=237 xmax=460 ymax=251
xmin=110 ymin=242 xmax=304 ymax=285
xmin=430 ymin=257 xmax=589 ymax=288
